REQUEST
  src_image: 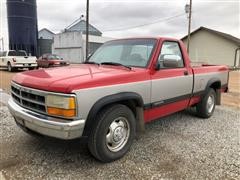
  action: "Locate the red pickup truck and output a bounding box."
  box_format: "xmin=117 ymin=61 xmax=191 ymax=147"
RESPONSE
xmin=8 ymin=37 xmax=229 ymax=162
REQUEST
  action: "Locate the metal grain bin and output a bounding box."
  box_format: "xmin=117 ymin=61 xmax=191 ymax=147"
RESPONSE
xmin=7 ymin=0 xmax=38 ymax=56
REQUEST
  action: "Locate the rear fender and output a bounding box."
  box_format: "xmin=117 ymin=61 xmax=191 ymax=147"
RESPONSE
xmin=205 ymin=78 xmax=221 ymax=105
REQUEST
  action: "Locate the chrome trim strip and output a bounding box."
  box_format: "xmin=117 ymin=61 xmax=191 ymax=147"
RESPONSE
xmin=13 ymin=99 xmax=46 ymax=115
xmin=11 ymin=90 xmax=21 ymax=98
xmin=12 ymin=81 xmax=76 ymax=98
xmin=11 ymin=91 xmax=45 ymax=106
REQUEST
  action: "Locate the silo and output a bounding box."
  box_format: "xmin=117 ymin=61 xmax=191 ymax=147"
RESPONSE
xmin=7 ymin=0 xmax=38 ymax=56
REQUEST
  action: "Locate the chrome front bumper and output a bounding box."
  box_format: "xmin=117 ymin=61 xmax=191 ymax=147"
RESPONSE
xmin=8 ymin=98 xmax=86 ymax=140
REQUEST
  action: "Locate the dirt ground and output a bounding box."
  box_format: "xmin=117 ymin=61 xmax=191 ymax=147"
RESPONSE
xmin=0 ymin=69 xmax=19 ymax=93
xmin=0 ymin=68 xmax=239 ymax=108
xmin=222 ymin=71 xmax=240 ymax=109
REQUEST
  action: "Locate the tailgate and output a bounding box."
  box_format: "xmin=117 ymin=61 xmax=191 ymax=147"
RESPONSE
xmin=15 ymin=57 xmax=37 ymax=64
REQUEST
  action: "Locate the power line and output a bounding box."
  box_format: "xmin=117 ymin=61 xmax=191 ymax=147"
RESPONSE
xmin=103 ymin=13 xmax=186 ymax=32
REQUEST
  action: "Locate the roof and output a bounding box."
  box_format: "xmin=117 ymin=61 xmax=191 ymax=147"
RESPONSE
xmin=182 ymin=26 xmax=240 ymax=45
xmin=38 ymin=28 xmax=55 ymax=35
xmin=66 ymin=20 xmax=102 ymax=36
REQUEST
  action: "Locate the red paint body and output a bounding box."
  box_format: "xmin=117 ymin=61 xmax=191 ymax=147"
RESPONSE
xmin=12 ymin=37 xmax=229 ymax=123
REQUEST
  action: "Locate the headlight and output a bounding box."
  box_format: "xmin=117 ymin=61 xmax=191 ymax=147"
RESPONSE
xmin=46 ymin=95 xmax=76 ymax=118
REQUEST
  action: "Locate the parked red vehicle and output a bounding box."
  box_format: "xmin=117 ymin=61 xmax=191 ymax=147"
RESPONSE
xmin=8 ymin=37 xmax=229 ymax=162
xmin=37 ymin=54 xmax=69 ymax=68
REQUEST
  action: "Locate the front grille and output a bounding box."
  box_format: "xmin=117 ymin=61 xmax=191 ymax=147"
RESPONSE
xmin=11 ymin=84 xmax=46 ymax=114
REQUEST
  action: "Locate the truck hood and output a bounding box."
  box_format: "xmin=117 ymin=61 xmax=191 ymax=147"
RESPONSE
xmin=12 ymin=64 xmax=148 ymax=93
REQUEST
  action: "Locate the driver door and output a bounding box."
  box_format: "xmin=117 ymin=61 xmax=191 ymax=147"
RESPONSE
xmin=146 ymin=41 xmax=193 ymax=122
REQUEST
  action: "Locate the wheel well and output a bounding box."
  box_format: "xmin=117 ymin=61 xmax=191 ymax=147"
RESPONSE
xmin=92 ymin=99 xmax=139 ymax=120
xmin=83 ymin=98 xmax=142 ymax=137
xmin=117 ymin=100 xmax=138 ymax=117
xmin=209 ymin=81 xmax=221 ymax=91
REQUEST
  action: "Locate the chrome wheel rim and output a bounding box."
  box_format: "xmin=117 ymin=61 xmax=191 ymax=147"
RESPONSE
xmin=207 ymin=95 xmax=215 ymax=113
xmin=106 ymin=117 xmax=130 ymax=152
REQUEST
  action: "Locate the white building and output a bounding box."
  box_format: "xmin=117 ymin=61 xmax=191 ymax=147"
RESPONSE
xmin=38 ymin=28 xmax=55 ymax=55
xmin=182 ymin=27 xmax=240 ymax=67
xmin=52 ymin=20 xmax=113 ymax=63
xmin=38 ymin=28 xmax=55 ymax=40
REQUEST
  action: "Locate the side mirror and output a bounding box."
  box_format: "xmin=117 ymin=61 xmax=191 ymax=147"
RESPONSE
xmin=163 ymin=55 xmax=182 ymax=68
xmin=155 ymin=62 xmax=160 ymax=70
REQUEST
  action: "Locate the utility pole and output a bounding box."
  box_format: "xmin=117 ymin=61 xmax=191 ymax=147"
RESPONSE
xmin=86 ymin=0 xmax=89 ymax=61
xmin=185 ymin=0 xmax=192 ymax=53
xmin=0 ymin=37 xmax=4 ymax=51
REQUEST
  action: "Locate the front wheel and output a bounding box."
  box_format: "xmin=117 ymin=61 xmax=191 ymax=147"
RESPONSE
xmin=7 ymin=62 xmax=14 ymax=72
xmin=88 ymin=104 xmax=136 ymax=163
xmin=28 ymin=67 xmax=35 ymax=70
xmin=196 ymin=88 xmax=216 ymax=118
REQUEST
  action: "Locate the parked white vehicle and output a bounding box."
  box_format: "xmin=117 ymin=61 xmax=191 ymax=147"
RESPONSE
xmin=0 ymin=50 xmax=37 ymax=72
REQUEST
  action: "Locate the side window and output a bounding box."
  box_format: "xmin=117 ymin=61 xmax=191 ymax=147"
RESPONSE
xmin=158 ymin=41 xmax=184 ymax=68
xmin=42 ymin=54 xmax=48 ymax=60
xmin=3 ymin=51 xmax=7 ymax=56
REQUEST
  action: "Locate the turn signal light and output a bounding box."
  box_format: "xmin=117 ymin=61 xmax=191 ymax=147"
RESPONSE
xmin=47 ymin=107 xmax=76 ymax=118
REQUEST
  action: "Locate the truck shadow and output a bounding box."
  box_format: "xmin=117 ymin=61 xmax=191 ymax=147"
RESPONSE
xmin=3 ymin=107 xmax=219 ymax=178
xmin=23 ymin=108 xmax=199 ymax=163
xmin=0 ymin=67 xmax=30 ymax=72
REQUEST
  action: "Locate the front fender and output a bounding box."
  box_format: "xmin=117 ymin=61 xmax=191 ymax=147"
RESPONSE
xmin=82 ymin=92 xmax=144 ymax=137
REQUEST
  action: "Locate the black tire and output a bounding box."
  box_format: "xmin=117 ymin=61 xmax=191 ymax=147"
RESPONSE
xmin=28 ymin=67 xmax=36 ymax=70
xmin=88 ymin=104 xmax=136 ymax=163
xmin=7 ymin=62 xmax=14 ymax=72
xmin=196 ymin=88 xmax=216 ymax=118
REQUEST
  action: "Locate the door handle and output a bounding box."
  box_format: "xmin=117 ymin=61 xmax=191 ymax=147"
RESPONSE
xmin=184 ymin=71 xmax=189 ymax=76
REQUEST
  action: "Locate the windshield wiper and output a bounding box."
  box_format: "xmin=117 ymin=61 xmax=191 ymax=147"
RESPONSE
xmin=100 ymin=62 xmax=132 ymax=70
xmin=83 ymin=61 xmax=100 ymax=65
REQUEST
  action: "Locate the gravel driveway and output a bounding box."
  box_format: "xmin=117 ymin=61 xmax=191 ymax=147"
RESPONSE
xmin=0 ymin=104 xmax=239 ymax=180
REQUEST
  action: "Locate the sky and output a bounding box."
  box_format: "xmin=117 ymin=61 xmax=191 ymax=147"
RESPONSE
xmin=0 ymin=0 xmax=239 ymax=50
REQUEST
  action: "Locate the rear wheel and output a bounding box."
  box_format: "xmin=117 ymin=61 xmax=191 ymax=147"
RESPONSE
xmin=7 ymin=62 xmax=14 ymax=72
xmin=88 ymin=104 xmax=136 ymax=162
xmin=196 ymin=88 xmax=216 ymax=118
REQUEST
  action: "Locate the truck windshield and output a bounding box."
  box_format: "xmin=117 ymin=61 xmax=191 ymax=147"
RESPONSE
xmin=8 ymin=51 xmax=27 ymax=56
xmin=88 ymin=39 xmax=156 ymax=68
